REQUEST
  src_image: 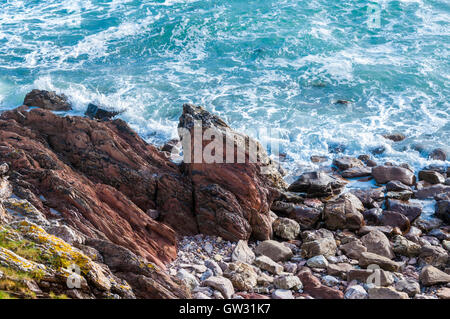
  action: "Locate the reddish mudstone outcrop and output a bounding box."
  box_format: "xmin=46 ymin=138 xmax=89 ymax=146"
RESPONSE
xmin=178 ymin=104 xmax=286 ymax=241
xmin=0 ymin=106 xmax=197 ymax=269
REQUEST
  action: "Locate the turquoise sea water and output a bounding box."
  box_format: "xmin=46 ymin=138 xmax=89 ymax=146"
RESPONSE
xmin=0 ymin=0 xmax=449 ymax=173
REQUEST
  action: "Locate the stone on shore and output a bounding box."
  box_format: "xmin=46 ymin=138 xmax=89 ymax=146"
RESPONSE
xmin=297 ymin=270 xmax=344 ymax=299
xmin=254 ymin=256 xmax=283 ymax=275
xmin=340 ymin=239 xmax=367 ymax=259
xmin=255 ymin=240 xmax=293 ymax=262
xmin=272 ymin=217 xmax=300 ymax=240
xmin=419 ymin=265 xmax=450 ymax=286
xmin=368 ymin=287 xmax=409 ymax=299
xmin=361 ymin=230 xmax=394 ymax=259
xmin=288 ymin=171 xmax=345 ymax=197
xmin=323 ymin=193 xmax=365 ymax=230
xmin=347 ymin=269 xmax=394 ymax=287
xmin=386 ymin=199 xmax=422 ymax=222
xmin=272 ymin=289 xmax=294 ymax=299
xmin=223 ymin=262 xmax=258 ymax=291
xmin=273 ymin=275 xmax=303 ymax=290
xmin=372 ymin=165 xmax=415 ymax=186
xmin=231 ymin=240 xmax=255 ymax=264
xmin=202 ymin=276 xmax=235 ymax=299
xmin=358 ymin=252 xmax=400 ymax=271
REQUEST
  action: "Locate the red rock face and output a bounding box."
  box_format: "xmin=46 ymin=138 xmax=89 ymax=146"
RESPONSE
xmin=178 ymin=104 xmax=286 ymax=241
xmin=0 ymin=106 xmax=197 ymax=268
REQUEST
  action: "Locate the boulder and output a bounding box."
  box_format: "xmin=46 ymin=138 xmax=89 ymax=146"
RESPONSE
xmin=288 ymin=171 xmax=345 ymax=197
xmin=177 ymin=269 xmax=199 ymax=290
xmin=437 ymin=287 xmax=450 ymax=299
xmin=327 ymin=263 xmax=354 ymax=279
xmin=418 ymin=170 xmax=445 ymax=185
xmin=178 ymin=104 xmax=285 ymax=241
xmin=345 ymin=285 xmax=368 ymax=299
xmin=341 ymin=167 xmax=372 ymax=178
xmin=420 ymin=265 xmax=450 ymax=286
xmin=255 ymin=240 xmax=293 ymax=262
xmin=372 ymin=166 xmax=415 ymax=186
xmin=386 ymin=199 xmax=421 ymax=222
xmin=392 ymin=235 xmax=421 ymax=257
xmin=386 ymin=181 xmax=411 ymax=192
xmin=349 ymin=189 xmax=384 ymax=209
xmin=414 ymin=184 xmax=450 ymax=200
xmin=361 ymin=230 xmax=394 ymax=259
xmin=379 ymin=210 xmax=411 ymax=232
xmin=323 ymin=193 xmax=365 ymax=230
xmin=301 ymin=237 xmax=337 ymax=258
xmin=23 ymin=89 xmax=72 ymax=111
xmin=333 ymin=156 xmax=364 ymax=171
xmin=286 ymin=205 xmax=322 ymax=229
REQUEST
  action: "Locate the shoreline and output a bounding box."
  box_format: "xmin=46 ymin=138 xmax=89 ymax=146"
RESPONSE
xmin=0 ymin=89 xmax=449 ymax=299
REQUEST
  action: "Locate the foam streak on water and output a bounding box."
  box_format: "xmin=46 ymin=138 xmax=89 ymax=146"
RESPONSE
xmin=0 ymin=0 xmax=449 ymax=173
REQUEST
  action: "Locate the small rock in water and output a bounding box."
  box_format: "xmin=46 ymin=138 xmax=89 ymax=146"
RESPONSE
xmin=429 ymin=148 xmax=447 ymax=161
xmin=383 ymin=133 xmax=406 ymax=142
